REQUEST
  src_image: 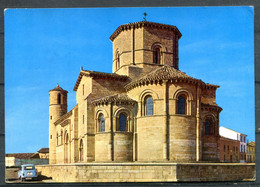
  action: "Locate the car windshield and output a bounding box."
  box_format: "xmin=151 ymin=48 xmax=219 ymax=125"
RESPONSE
xmin=24 ymin=166 xmax=34 ymax=170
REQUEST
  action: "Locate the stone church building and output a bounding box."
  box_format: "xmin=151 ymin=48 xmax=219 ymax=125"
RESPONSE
xmin=48 ymin=21 xmax=222 ymax=164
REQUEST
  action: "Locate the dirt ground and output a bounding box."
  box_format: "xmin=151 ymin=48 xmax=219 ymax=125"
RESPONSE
xmin=5 ymin=167 xmax=55 ymax=183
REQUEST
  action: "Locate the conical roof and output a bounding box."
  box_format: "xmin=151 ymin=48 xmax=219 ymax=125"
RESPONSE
xmin=125 ymin=66 xmax=219 ymax=91
xmin=49 ymin=84 xmax=68 ymax=92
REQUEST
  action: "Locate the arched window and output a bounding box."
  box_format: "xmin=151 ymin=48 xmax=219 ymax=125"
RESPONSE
xmin=56 ymin=133 xmax=59 ymax=145
xmin=153 ymin=46 xmax=161 ymax=64
xmin=205 ymin=119 xmax=211 ymax=135
xmin=61 ymin=130 xmax=63 ymax=144
xmin=79 ymin=139 xmax=83 ymax=162
xmin=98 ymin=114 xmax=105 ymax=132
xmin=145 ymin=96 xmax=153 ymax=116
xmin=64 ymin=133 xmax=69 ymax=163
xmin=177 ymin=95 xmax=186 ymax=114
xmin=116 ymin=51 xmax=120 ymax=70
xmin=119 ymin=113 xmax=127 ymax=131
xmin=65 ymin=133 xmax=69 ymax=144
xmin=57 ymin=93 xmax=61 ymax=104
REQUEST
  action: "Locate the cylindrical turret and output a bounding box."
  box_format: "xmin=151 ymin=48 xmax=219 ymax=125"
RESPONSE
xmin=49 ymin=84 xmax=68 ymax=164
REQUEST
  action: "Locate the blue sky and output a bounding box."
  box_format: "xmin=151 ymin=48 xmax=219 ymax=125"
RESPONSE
xmin=5 ymin=7 xmax=254 ymax=153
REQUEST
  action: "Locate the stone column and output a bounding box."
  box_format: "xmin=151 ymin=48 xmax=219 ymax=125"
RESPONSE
xmin=133 ymin=103 xmax=137 ymax=161
xmin=196 ymin=85 xmax=201 ymax=161
xmin=110 ymin=102 xmax=114 ymax=161
xmin=163 ymin=80 xmax=169 ymax=160
xmin=131 ymin=26 xmax=135 ymax=65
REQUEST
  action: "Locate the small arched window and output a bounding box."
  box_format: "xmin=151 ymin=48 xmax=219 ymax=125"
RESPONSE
xmin=153 ymin=46 xmax=161 ymax=64
xmin=61 ymin=130 xmax=63 ymax=144
xmin=56 ymin=133 xmax=59 ymax=145
xmin=116 ymin=51 xmax=120 ymax=70
xmin=205 ymin=119 xmax=211 ymax=135
xmin=57 ymin=93 xmax=61 ymax=104
xmin=177 ymin=95 xmax=186 ymax=114
xmin=65 ymin=133 xmax=69 ymax=144
xmin=145 ymin=96 xmax=153 ymax=116
xmin=119 ymin=113 xmax=127 ymax=131
xmin=98 ymin=114 xmax=105 ymax=132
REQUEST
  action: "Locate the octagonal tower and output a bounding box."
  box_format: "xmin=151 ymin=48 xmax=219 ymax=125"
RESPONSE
xmin=110 ymin=21 xmax=182 ymax=78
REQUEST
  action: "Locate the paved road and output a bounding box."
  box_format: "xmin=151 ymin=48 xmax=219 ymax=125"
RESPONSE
xmin=6 ymin=178 xmax=56 ymax=183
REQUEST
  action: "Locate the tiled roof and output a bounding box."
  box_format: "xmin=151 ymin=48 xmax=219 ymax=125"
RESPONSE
xmin=92 ymin=94 xmax=137 ymax=106
xmin=54 ymin=110 xmax=73 ymax=125
xmin=206 ymin=83 xmax=220 ymax=88
xmin=73 ymin=69 xmax=129 ymax=91
xmin=30 ymin=153 xmax=40 ymax=158
xmin=49 ymin=84 xmax=68 ymax=93
xmin=110 ymin=21 xmax=182 ymax=41
xmin=125 ymin=66 xmax=220 ymax=91
xmin=125 ymin=66 xmax=202 ymax=90
xmin=6 ymin=153 xmax=35 ymax=159
xmin=201 ymin=103 xmax=222 ymax=112
xmin=38 ymin=148 xmax=49 ymax=153
xmin=248 ymin=141 xmax=255 ymax=146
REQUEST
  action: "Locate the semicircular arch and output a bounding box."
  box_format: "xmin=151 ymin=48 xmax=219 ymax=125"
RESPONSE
xmin=113 ymin=107 xmax=132 ymax=118
xmin=151 ymin=42 xmax=167 ymax=52
xmin=203 ymin=112 xmax=217 ymax=122
xmin=95 ymin=108 xmax=109 ymax=119
xmin=173 ymin=88 xmax=193 ymax=101
xmin=139 ymin=89 xmax=159 ymax=102
xmin=64 ymin=130 xmax=69 ymax=143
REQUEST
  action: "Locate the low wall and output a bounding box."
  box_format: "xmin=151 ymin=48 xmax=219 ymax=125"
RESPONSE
xmin=5 ymin=168 xmax=19 ymax=180
xmin=176 ymin=163 xmax=255 ymax=182
xmin=17 ymin=159 xmax=49 ymax=166
xmin=36 ymin=162 xmax=255 ymax=182
xmin=6 ymin=158 xmax=49 ymax=167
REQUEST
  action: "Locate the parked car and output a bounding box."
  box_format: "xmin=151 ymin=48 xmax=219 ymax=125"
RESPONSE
xmin=18 ymin=164 xmax=38 ymax=181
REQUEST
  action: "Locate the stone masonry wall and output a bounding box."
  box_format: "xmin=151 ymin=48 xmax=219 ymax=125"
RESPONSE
xmin=176 ymin=163 xmax=255 ymax=182
xmin=143 ymin=27 xmax=176 ymax=66
xmin=36 ymin=163 xmax=255 ymax=182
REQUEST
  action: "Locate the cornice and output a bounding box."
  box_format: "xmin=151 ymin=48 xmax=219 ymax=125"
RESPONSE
xmin=73 ymin=69 xmax=129 ymax=91
xmin=92 ymin=94 xmax=137 ymax=106
xmin=110 ymin=21 xmax=182 ymax=42
xmin=60 ymin=119 xmax=71 ymax=127
xmin=54 ymin=110 xmax=73 ymax=125
xmin=201 ymin=103 xmax=222 ymax=112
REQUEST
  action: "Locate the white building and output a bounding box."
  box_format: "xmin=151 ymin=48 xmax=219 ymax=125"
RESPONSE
xmin=219 ymin=127 xmax=247 ymax=162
